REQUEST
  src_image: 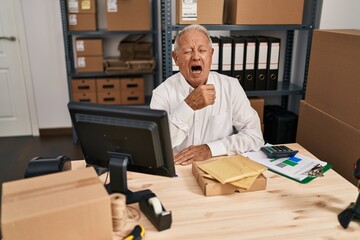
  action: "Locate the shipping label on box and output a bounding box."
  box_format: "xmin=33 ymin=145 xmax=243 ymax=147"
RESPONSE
xmin=76 ymin=56 xmax=104 ymax=73
xmin=107 ymin=0 xmax=117 ymax=12
xmin=76 ymin=39 xmax=103 ymax=56
xmin=176 ymin=0 xmax=224 ymax=24
xmin=68 ymin=0 xmax=80 ymax=13
xmin=68 ymin=0 xmax=96 ymax=13
xmin=181 ymin=0 xmax=197 ymax=22
xmin=68 ymin=13 xmax=97 ymax=31
xmin=1 ymin=168 xmax=113 ymax=240
xmin=106 ymin=0 xmax=151 ymax=31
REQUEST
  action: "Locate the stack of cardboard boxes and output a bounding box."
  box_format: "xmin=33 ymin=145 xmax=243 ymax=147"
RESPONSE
xmin=75 ymin=38 xmax=104 ymax=73
xmin=297 ymin=30 xmax=360 ymax=185
xmin=120 ymin=78 xmax=145 ymax=105
xmin=67 ymin=0 xmax=97 ymax=31
xmin=176 ymin=0 xmax=304 ymax=25
xmin=96 ymin=78 xmax=121 ymax=104
xmin=71 ymin=78 xmax=97 ymax=103
xmin=71 ymin=77 xmax=145 ymax=105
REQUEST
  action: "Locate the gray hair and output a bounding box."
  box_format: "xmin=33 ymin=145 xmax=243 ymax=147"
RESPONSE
xmin=173 ymin=24 xmax=213 ymax=52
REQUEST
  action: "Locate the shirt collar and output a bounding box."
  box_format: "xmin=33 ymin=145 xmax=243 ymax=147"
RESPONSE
xmin=179 ymin=72 xmax=214 ymax=93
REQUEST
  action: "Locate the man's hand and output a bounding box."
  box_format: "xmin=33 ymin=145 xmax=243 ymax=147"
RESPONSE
xmin=174 ymin=144 xmax=212 ymax=165
xmin=185 ymin=84 xmax=216 ymax=110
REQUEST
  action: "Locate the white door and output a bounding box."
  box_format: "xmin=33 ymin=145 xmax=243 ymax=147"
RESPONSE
xmin=0 ymin=0 xmax=34 ymax=136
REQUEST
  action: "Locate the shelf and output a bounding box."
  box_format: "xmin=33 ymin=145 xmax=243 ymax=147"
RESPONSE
xmin=68 ymin=30 xmax=154 ymax=37
xmin=171 ymin=24 xmax=313 ymax=32
xmin=245 ymin=82 xmax=303 ymax=97
xmin=161 ymin=0 xmax=320 ymax=109
xmin=70 ymin=72 xmax=156 ymax=78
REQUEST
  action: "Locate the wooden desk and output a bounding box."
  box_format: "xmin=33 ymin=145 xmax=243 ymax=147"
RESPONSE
xmin=72 ymin=144 xmax=360 ymax=239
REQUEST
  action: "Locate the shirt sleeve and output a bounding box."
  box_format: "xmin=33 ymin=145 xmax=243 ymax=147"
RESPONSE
xmin=207 ymin=79 xmax=264 ymax=156
xmin=150 ymin=88 xmax=194 ymax=148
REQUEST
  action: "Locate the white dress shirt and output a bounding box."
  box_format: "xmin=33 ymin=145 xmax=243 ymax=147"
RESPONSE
xmin=150 ymin=72 xmax=264 ymax=156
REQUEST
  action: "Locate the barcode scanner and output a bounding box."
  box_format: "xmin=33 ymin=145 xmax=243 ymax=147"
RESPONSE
xmin=338 ymin=159 xmax=360 ymax=229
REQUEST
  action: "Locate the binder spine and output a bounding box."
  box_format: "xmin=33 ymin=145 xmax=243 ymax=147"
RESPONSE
xmin=266 ymin=37 xmax=281 ymax=90
xmin=254 ymin=37 xmax=268 ymax=91
xmin=232 ymin=37 xmax=245 ymax=87
xmin=172 ymin=38 xmax=179 ymax=73
xmin=243 ymin=37 xmax=256 ymax=91
xmin=210 ymin=36 xmax=220 ymax=72
xmin=219 ymin=37 xmax=232 ymax=77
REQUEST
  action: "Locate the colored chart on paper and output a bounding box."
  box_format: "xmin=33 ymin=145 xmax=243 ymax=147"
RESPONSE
xmin=277 ymin=156 xmax=302 ymax=168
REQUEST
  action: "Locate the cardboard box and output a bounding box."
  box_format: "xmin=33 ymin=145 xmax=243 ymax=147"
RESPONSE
xmin=67 ymin=0 xmax=96 ymax=14
xmin=76 ymin=56 xmax=104 ymax=73
xmin=120 ymin=90 xmax=145 ymax=105
xmin=96 ymin=78 xmax=120 ymax=92
xmin=249 ymin=97 xmax=264 ymax=123
xmin=75 ymin=39 xmax=103 ymax=56
xmin=224 ymin=0 xmax=304 ymax=25
xmin=68 ymin=13 xmax=97 ymax=31
xmin=120 ymin=78 xmax=145 ymax=104
xmin=72 ymin=78 xmax=96 ymax=93
xmin=297 ymin=101 xmax=360 ymax=186
xmin=305 ymin=29 xmax=360 ymax=130
xmin=72 ymin=92 xmax=97 ymax=103
xmin=176 ymin=0 xmax=224 ymax=24
xmin=120 ymin=78 xmax=144 ymax=91
xmin=97 ymin=91 xmax=121 ymax=104
xmin=106 ymin=0 xmax=151 ymax=31
xmin=1 ymin=168 xmax=113 ymax=240
xmin=192 ymin=161 xmax=267 ymax=196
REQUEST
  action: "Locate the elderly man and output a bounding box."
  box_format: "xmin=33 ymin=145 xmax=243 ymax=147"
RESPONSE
xmin=150 ymin=24 xmax=264 ymax=165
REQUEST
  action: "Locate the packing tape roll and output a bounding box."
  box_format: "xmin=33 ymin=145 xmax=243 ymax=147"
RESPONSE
xmin=148 ymin=197 xmax=162 ymax=215
xmin=110 ymin=193 xmax=127 ymax=231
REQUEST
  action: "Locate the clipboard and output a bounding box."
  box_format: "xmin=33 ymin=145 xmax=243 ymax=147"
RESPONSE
xmin=270 ymin=163 xmax=332 ymax=184
xmin=244 ymin=150 xmax=332 ymax=184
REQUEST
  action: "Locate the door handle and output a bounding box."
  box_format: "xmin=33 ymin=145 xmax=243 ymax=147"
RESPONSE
xmin=0 ymin=36 xmax=16 ymax=41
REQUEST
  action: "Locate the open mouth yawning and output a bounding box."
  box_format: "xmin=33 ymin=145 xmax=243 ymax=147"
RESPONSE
xmin=191 ymin=65 xmax=202 ymax=73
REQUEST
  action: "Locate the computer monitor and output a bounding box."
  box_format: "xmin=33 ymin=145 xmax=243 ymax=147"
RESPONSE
xmin=68 ymin=101 xmax=176 ymax=204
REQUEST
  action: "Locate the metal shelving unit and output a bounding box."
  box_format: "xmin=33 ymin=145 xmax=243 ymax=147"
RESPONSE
xmin=60 ymin=0 xmax=161 ymax=102
xmin=160 ymin=0 xmax=321 ymax=108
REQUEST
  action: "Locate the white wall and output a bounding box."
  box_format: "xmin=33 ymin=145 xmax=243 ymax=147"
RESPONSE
xmin=320 ymin=0 xmax=360 ymax=29
xmin=20 ymin=0 xmax=360 ymax=130
xmin=21 ymin=0 xmax=71 ymax=129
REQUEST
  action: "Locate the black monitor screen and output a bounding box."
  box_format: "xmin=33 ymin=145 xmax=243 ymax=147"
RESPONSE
xmin=68 ymin=102 xmax=176 ymax=203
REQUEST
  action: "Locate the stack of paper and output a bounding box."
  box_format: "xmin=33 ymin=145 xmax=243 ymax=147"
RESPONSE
xmin=197 ymin=155 xmax=267 ymax=190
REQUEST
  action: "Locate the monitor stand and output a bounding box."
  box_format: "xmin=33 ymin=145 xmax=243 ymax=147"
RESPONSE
xmin=104 ymin=152 xmax=172 ymax=231
xmin=105 ymin=152 xmax=152 ymax=204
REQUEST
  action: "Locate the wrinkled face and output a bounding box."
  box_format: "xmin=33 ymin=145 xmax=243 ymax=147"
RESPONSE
xmin=172 ymin=30 xmax=214 ymax=88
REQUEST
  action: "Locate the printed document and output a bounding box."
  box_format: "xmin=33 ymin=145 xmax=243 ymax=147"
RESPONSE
xmin=244 ymin=150 xmax=327 ymax=182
